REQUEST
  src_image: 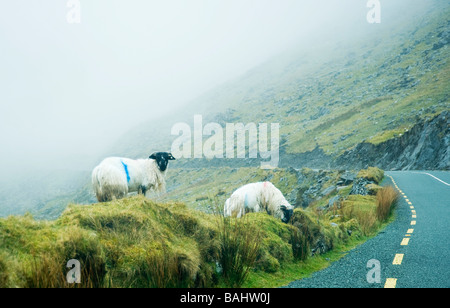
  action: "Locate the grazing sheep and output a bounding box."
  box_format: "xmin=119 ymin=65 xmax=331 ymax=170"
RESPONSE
xmin=92 ymin=152 xmax=175 ymax=202
xmin=224 ymin=182 xmax=294 ymax=223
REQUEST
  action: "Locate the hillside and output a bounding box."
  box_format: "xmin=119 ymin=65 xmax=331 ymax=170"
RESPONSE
xmin=109 ymin=1 xmax=449 ymax=170
xmin=0 ymin=167 xmax=398 ymax=288
xmin=0 ymin=1 xmax=448 ymax=220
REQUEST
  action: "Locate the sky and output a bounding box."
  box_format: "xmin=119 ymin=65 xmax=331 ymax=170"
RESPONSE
xmin=0 ymin=0 xmax=422 ymax=177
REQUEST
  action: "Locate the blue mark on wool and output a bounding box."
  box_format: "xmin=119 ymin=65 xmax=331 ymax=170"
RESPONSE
xmin=244 ymin=193 xmax=249 ymax=208
xmin=121 ymin=161 xmax=130 ymax=183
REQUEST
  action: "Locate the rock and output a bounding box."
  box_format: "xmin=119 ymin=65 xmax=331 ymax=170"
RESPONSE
xmin=340 ymin=172 xmax=356 ymax=185
xmin=335 ymin=111 xmax=450 ymax=170
xmin=350 ymin=178 xmax=373 ymax=196
xmin=321 ymin=185 xmax=336 ymax=197
xmin=337 ymin=185 xmax=350 ymax=192
xmin=328 ymin=195 xmax=341 ymax=208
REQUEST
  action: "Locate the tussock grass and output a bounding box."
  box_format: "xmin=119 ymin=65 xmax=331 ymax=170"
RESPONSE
xmin=217 ymin=215 xmax=260 ymax=287
xmin=341 ymin=195 xmax=378 ymax=236
xmin=376 ymin=186 xmax=399 ymax=222
xmin=1 ymin=196 xmax=314 ymax=288
xmin=0 ymin=169 xmax=398 ymax=288
xmin=340 ymin=185 xmax=398 ymax=236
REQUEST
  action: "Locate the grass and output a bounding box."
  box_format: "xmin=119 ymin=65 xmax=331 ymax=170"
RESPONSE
xmin=217 ymin=215 xmax=261 ymax=287
xmin=341 ymin=195 xmax=378 ymax=236
xmin=357 ymin=167 xmax=385 ymax=184
xmin=376 ymin=186 xmax=400 ymax=222
xmin=366 ymin=127 xmax=411 ymax=145
xmin=0 ymin=165 xmax=399 ymax=288
xmin=243 ymin=237 xmax=369 ymax=288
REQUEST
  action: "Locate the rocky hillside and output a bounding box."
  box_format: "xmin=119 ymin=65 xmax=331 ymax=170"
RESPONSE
xmin=335 ymin=111 xmax=449 ymax=170
xmin=281 ymin=111 xmax=449 ymax=170
xmin=108 ymin=1 xmax=449 ymax=171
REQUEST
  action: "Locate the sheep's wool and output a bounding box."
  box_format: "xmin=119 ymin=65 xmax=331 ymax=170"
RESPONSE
xmin=92 ymin=157 xmax=167 ymax=202
xmin=224 ymin=182 xmax=293 ymax=221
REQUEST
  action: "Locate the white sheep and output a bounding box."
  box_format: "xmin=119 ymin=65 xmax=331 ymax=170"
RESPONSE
xmin=224 ymin=181 xmax=294 ymax=223
xmin=92 ymin=152 xmax=175 ymax=202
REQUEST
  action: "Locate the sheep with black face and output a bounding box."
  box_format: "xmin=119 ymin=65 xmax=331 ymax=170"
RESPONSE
xmin=92 ymin=152 xmax=175 ymax=202
xmin=224 ymin=182 xmax=294 ymax=223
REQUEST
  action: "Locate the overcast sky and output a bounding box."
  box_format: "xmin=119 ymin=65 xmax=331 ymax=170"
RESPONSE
xmin=0 ymin=0 xmax=424 ymax=176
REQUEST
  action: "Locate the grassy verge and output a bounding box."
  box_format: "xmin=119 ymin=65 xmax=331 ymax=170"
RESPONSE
xmin=0 ymin=167 xmax=398 ymax=288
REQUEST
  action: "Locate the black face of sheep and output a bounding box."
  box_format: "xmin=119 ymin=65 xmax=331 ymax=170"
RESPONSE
xmin=280 ymin=205 xmax=294 ymax=223
xmin=149 ymin=152 xmax=176 ymax=172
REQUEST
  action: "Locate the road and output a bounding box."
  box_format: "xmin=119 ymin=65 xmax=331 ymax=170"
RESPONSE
xmin=284 ymin=171 xmax=450 ymax=288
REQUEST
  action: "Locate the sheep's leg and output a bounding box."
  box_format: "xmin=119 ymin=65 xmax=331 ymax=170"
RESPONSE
xmin=138 ymin=185 xmax=147 ymax=196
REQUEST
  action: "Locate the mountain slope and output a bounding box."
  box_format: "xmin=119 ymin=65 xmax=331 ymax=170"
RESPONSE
xmin=109 ymin=1 xmax=449 ymax=170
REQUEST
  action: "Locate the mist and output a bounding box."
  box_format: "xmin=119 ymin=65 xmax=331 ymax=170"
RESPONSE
xmin=0 ymin=0 xmax=428 ymax=179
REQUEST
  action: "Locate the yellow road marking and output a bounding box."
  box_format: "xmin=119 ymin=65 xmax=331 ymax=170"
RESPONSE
xmin=412 ymin=210 xmax=416 ymax=214
xmin=401 ymin=238 xmax=410 ymax=246
xmin=412 ymin=215 xmax=417 ymax=218
xmin=393 ymin=254 xmax=404 ymax=265
xmin=411 ymin=221 xmax=416 ymax=225
xmin=384 ymin=278 xmax=397 ymax=288
xmin=408 ymin=202 xmax=412 ymax=205
xmin=406 ymin=199 xmax=409 ymax=202
xmin=410 ymin=205 xmax=414 ymax=209
xmin=407 ymin=229 xmax=414 ymax=234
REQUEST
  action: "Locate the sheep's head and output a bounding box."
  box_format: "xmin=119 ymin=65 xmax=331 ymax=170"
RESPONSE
xmin=149 ymin=152 xmax=176 ymax=172
xmin=280 ymin=205 xmax=294 ymax=223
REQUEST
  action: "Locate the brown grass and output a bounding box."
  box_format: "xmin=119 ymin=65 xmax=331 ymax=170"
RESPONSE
xmin=355 ymin=211 xmax=378 ymax=236
xmin=376 ymin=186 xmax=399 ymax=222
xmin=340 ymin=195 xmax=378 ymax=236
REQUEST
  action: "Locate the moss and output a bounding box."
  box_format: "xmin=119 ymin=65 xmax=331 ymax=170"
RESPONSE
xmin=343 ymin=218 xmax=362 ymax=237
xmin=337 ymin=185 xmax=352 ymax=197
xmin=245 ymin=213 xmax=295 ymax=272
xmin=357 ymin=167 xmax=385 ymax=184
xmin=366 ymin=183 xmax=383 ymax=196
xmin=257 ymin=252 xmax=280 ymax=273
xmin=366 ymin=127 xmax=410 ymax=145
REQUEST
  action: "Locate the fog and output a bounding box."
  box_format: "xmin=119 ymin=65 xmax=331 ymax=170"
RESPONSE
xmin=0 ymin=0 xmax=425 ymax=179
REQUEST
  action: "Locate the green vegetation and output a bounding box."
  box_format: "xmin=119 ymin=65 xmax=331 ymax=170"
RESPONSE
xmin=162 ymin=167 xmax=300 ymax=212
xmin=0 ymin=166 xmax=398 ymax=288
xmin=357 ymin=167 xmax=385 ymax=185
xmin=366 ymin=127 xmax=410 ymax=146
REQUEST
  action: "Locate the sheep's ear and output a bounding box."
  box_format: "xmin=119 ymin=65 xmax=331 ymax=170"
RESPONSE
xmin=167 ymin=153 xmax=176 ymax=160
xmin=149 ymin=153 xmax=157 ymax=160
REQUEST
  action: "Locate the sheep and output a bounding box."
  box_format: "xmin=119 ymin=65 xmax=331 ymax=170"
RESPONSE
xmin=92 ymin=152 xmax=175 ymax=202
xmin=224 ymin=181 xmax=294 ymax=223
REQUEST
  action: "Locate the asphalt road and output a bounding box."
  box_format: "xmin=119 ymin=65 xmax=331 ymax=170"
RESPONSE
xmin=284 ymin=171 xmax=450 ymax=288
